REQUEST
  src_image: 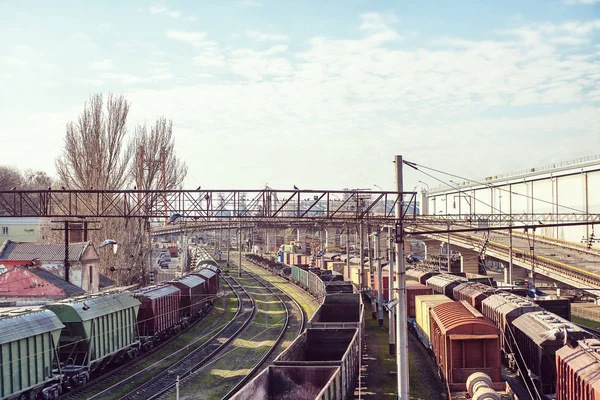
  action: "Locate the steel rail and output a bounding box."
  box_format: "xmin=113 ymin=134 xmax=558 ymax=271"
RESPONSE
xmin=101 ymin=274 xmax=255 ymax=400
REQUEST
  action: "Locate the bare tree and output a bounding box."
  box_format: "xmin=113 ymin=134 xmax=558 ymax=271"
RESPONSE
xmin=131 ymin=117 xmax=188 ymax=192
xmin=56 ymin=93 xmax=132 ymax=190
xmin=22 ymin=170 xmax=54 ymax=189
xmin=0 ymin=166 xmax=23 ymax=190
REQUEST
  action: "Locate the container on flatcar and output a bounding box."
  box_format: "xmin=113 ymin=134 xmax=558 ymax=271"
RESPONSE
xmin=168 ymin=274 xmax=208 ymax=318
xmin=0 ymin=308 xmax=65 ymax=399
xmin=406 ymin=268 xmax=439 ymax=285
xmin=512 ymin=310 xmax=594 ymax=396
xmin=481 ymin=292 xmax=541 ymax=353
xmin=555 ymin=338 xmax=600 ymax=400
xmin=453 ymin=282 xmax=495 ymax=310
xmin=406 ymin=283 xmax=433 ymax=318
xmin=414 ymin=294 xmax=453 ymax=348
xmin=44 ymin=292 xmax=141 ymax=386
xmin=274 ymin=328 xmax=359 ymax=400
xmin=229 ymin=365 xmax=342 ymax=400
xmin=426 ymin=273 xmax=467 ymax=298
xmin=429 ymin=301 xmax=504 ymax=394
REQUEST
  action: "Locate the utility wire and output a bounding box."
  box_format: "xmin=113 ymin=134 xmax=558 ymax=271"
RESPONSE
xmin=405 ymin=160 xmax=588 ymax=215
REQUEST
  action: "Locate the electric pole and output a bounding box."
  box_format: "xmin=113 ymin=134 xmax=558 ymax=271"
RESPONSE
xmin=394 ymin=155 xmax=409 ymax=400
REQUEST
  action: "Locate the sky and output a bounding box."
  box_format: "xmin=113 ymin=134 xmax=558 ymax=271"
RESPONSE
xmin=0 ymin=0 xmax=599 ymax=193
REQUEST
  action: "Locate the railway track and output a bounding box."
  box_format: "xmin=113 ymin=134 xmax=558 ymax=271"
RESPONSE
xmin=57 ymin=294 xmax=220 ymax=400
xmin=163 ymin=264 xmax=294 ymax=400
xmin=103 ymin=274 xmax=255 ymax=400
xmin=221 ymin=266 xmax=305 ymax=399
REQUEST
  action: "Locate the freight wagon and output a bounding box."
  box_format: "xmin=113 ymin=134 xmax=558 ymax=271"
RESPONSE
xmin=406 ymin=267 xmax=439 ymax=285
xmin=452 ymin=282 xmax=495 ymax=310
xmin=426 ymin=274 xmax=468 ymax=298
xmin=168 ymin=274 xmax=209 ymax=319
xmin=307 ymin=293 xmax=363 ymax=330
xmin=414 ymin=294 xmax=453 ymax=349
xmin=555 ymin=338 xmax=600 ymax=400
xmin=229 ymin=365 xmax=342 ymax=400
xmin=133 ymin=284 xmax=182 ymax=348
xmin=0 ymin=308 xmax=65 ymax=400
xmin=429 ymin=301 xmax=504 ymax=397
xmin=274 ymin=328 xmax=359 ymax=400
xmin=44 ymin=292 xmax=141 ymax=388
xmin=480 ymin=292 xmax=541 ymax=355
xmin=511 ymin=311 xmax=593 ymax=396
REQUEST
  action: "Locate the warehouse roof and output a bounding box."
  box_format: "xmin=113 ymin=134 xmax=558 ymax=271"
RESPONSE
xmin=29 ymin=267 xmax=86 ymax=297
xmin=0 ymin=240 xmax=95 ymax=262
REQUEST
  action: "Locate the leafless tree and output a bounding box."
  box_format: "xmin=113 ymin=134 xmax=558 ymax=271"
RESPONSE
xmin=130 ymin=117 xmax=188 ymax=192
xmin=22 ymin=170 xmax=54 ymax=189
xmin=55 ymin=93 xmax=132 ymax=190
xmin=0 ymin=166 xmax=23 ymax=190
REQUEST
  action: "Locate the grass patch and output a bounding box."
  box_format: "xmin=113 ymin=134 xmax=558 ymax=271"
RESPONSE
xmin=76 ymin=278 xmax=238 ymax=400
xmin=572 ymin=315 xmax=600 ymax=330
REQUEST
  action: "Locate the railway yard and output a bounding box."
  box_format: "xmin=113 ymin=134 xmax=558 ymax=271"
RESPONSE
xmin=4 ymin=236 xmax=600 ymax=400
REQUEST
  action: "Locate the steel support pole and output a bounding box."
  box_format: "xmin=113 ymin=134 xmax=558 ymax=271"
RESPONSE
xmin=388 ymin=226 xmax=395 ymax=355
xmin=509 ymin=229 xmax=513 ymax=285
xmin=394 ymin=155 xmax=409 ymax=400
xmin=368 ymin=227 xmax=376 ymax=319
xmin=238 ymin=220 xmax=242 ymax=277
xmin=227 ymin=224 xmax=231 ymax=267
xmin=376 ymin=230 xmax=383 ymax=326
xmin=346 ymin=225 xmax=351 ymax=279
xmin=509 ymin=184 xmax=513 ymax=285
xmin=360 ymin=221 xmax=365 ymax=292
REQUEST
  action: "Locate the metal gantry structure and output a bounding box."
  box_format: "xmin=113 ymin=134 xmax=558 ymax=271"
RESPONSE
xmin=3 ymin=158 xmax=600 ymax=400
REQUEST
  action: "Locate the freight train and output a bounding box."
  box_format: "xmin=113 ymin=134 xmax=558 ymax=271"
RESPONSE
xmin=406 ymin=268 xmax=596 ymax=400
xmin=235 ymin=254 xmax=361 ymax=399
xmin=0 ymin=251 xmax=219 ymax=400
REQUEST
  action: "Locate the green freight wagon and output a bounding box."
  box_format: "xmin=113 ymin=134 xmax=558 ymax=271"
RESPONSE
xmin=44 ymin=292 xmax=141 ymax=388
xmin=0 ymin=308 xmax=65 ymax=400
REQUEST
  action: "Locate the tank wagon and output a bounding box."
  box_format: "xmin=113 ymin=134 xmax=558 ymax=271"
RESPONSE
xmin=44 ymin=292 xmax=142 ymax=388
xmin=0 ymin=308 xmax=65 ymax=400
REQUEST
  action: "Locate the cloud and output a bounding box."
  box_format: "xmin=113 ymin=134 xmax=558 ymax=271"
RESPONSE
xmin=193 ymin=47 xmax=226 ymax=68
xmin=563 ymin=0 xmax=600 ymax=4
xmin=246 ymin=30 xmax=289 ymax=42
xmin=237 ymin=0 xmax=263 ymax=6
xmin=89 ymin=59 xmax=115 ymax=70
xmin=4 ymin=56 xmax=26 ymax=66
xmin=98 ymin=23 xmax=115 ymax=28
xmin=103 ymin=72 xmax=173 ymax=84
xmin=167 ymin=31 xmax=208 ymax=46
xmin=150 ymin=5 xmax=181 ymax=18
xmin=359 ymin=12 xmax=401 ymax=42
xmin=186 ymin=16 xmax=197 ymax=22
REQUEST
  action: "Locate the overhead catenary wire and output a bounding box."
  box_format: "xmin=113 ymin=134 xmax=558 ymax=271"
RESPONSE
xmin=405 ymin=160 xmax=589 ymax=215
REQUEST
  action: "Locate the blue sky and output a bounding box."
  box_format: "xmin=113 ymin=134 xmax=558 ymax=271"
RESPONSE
xmin=1 ymin=0 xmax=599 ymax=191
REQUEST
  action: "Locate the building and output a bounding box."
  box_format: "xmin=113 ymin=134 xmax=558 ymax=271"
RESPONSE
xmin=0 ymin=240 xmax=100 ymax=293
xmin=0 ymin=217 xmax=41 ymax=242
xmin=0 ymin=264 xmax=86 ymax=300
